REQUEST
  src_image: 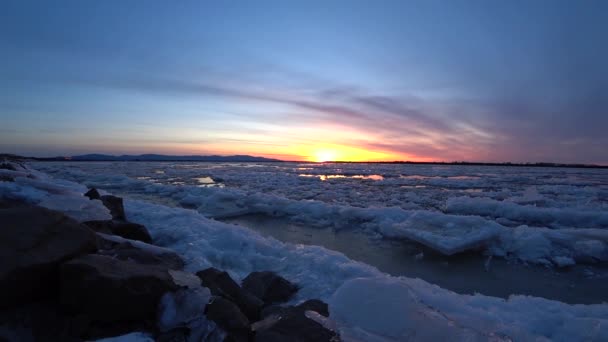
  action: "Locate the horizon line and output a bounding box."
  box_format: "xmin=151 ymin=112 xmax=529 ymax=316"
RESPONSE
xmin=2 ymin=152 xmax=606 ymax=168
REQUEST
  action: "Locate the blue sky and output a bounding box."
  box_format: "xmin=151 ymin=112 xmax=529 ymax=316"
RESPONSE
xmin=1 ymin=0 xmax=607 ymax=163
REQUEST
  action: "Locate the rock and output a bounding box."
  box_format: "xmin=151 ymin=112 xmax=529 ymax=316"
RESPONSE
xmin=260 ymin=305 xmax=291 ymax=320
xmin=0 ymin=299 xmax=89 ymax=342
xmin=84 ymin=220 xmax=152 ymax=243
xmin=0 ymin=298 xmax=156 ymax=341
xmin=84 ymin=188 xmax=101 ymax=200
xmin=60 ymin=254 xmax=179 ymax=321
xmin=100 ymin=195 xmax=126 ymax=221
xmin=296 ymin=299 xmax=329 ymax=317
xmin=196 ymin=268 xmax=263 ymax=321
xmin=156 ymin=329 xmax=188 ymax=342
xmin=0 ymin=206 xmax=97 ymax=308
xmin=96 ymin=233 xmax=185 ymax=270
xmin=111 ymin=222 xmax=152 ymax=243
xmin=0 ymin=162 xmax=17 ymax=171
xmin=0 ymin=197 xmax=26 ymax=208
xmin=83 ymin=220 xmax=114 ymax=234
xmin=85 ymin=322 xmax=155 ymax=340
xmin=242 ymin=271 xmax=298 ymax=304
xmin=260 ymin=299 xmax=328 ymax=321
xmin=254 ymin=307 xmax=337 ymax=342
xmin=205 ymin=297 xmax=250 ymax=341
xmin=0 ymin=174 xmax=14 ymax=182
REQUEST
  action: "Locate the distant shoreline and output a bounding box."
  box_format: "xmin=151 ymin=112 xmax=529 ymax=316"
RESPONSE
xmin=322 ymin=160 xmax=608 ymax=169
xmin=2 ymin=153 xmax=607 ymax=169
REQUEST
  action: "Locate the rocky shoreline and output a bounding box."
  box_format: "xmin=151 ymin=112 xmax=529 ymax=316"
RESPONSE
xmin=0 ymin=169 xmax=339 ymax=341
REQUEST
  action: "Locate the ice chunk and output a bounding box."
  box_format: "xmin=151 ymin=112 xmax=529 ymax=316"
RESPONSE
xmin=0 ymin=166 xmax=111 ymax=222
xmin=385 ymin=211 xmax=504 ymax=255
xmin=446 ymin=196 xmax=608 ymax=228
xmin=94 ymin=332 xmax=154 ymax=342
xmin=330 ymin=277 xmax=608 ymax=341
xmin=98 ymin=233 xmax=176 ymax=256
xmin=157 ymin=286 xmax=211 ymax=332
xmin=329 ymin=277 xmax=496 ymax=340
xmin=157 ymin=286 xmax=224 ymax=342
xmin=553 ymin=256 xmax=575 ymax=267
xmin=38 ymin=195 xmax=111 ymax=222
xmin=168 ymin=269 xmax=202 ymax=289
xmin=493 ymin=226 xmax=608 ymax=265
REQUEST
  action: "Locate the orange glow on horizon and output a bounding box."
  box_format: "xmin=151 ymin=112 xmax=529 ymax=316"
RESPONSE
xmin=301 ymin=144 xmax=396 ymax=162
xmin=292 ymin=143 xmax=438 ymax=162
xmin=124 ymin=136 xmax=433 ymax=162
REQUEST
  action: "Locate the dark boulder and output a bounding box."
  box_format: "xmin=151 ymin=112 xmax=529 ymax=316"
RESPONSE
xmin=296 ymin=299 xmax=329 ymax=317
xmin=84 ymin=188 xmax=101 ymax=200
xmin=260 ymin=305 xmax=291 ymax=320
xmin=156 ymin=329 xmax=188 ymax=342
xmin=0 ymin=174 xmax=14 ymax=182
xmin=260 ymin=299 xmax=328 ymax=320
xmin=254 ymin=306 xmax=337 ymax=342
xmin=100 ymin=195 xmax=126 ymax=220
xmin=60 ymin=254 xmax=179 ymax=321
xmin=84 ymin=220 xmax=152 ymax=243
xmin=111 ymin=222 xmax=152 ymax=242
xmin=0 ymin=162 xmax=17 ymax=171
xmin=205 ymin=296 xmax=250 ymax=341
xmin=196 ymin=267 xmax=263 ymax=321
xmin=0 ymin=299 xmax=88 ymax=342
xmin=0 ymin=197 xmax=26 ymax=208
xmin=242 ymin=271 xmax=298 ymax=304
xmin=83 ymin=219 xmax=113 ymax=234
xmin=0 ymin=206 xmax=97 ymax=308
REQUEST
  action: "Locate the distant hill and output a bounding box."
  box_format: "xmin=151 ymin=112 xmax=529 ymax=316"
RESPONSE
xmin=39 ymin=154 xmax=283 ymax=162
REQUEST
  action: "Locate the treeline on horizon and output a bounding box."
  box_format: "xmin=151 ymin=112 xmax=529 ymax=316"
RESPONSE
xmin=325 ymin=160 xmax=608 ymax=169
xmin=1 ymin=153 xmax=606 ymax=169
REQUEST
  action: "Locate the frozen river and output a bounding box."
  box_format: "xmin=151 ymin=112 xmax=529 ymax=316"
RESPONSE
xmin=30 ymin=161 xmax=608 ymax=303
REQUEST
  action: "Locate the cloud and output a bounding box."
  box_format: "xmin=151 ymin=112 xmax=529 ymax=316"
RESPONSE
xmin=4 ymin=50 xmax=607 ymax=163
xmin=53 ymin=71 xmax=605 ymax=162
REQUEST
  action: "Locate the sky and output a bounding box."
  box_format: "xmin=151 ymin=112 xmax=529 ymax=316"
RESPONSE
xmin=1 ymin=0 xmax=607 ymax=163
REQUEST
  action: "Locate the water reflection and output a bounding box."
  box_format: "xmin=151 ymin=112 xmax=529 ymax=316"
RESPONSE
xmin=194 ymin=176 xmax=225 ymax=188
xmin=401 ymin=185 xmax=427 ymax=189
xmin=196 ymin=176 xmax=215 ymax=184
xmin=299 ymin=174 xmax=384 ymax=181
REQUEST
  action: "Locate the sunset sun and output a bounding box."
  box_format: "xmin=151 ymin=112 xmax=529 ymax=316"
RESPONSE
xmin=313 ymin=149 xmax=338 ymax=162
xmin=306 ymin=145 xmax=391 ymax=162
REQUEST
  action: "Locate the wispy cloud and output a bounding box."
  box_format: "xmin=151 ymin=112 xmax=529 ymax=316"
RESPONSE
xmin=27 ymin=67 xmax=601 ymax=162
